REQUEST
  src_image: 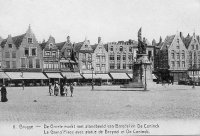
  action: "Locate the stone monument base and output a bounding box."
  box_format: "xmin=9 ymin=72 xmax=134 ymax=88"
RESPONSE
xmin=120 ymin=82 xmax=143 ymax=88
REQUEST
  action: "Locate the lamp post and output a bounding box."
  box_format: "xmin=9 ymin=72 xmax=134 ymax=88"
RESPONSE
xmin=144 ymin=63 xmax=147 ymax=91
xmin=192 ymin=64 xmax=195 ymax=89
xmin=91 ymin=66 xmax=94 ymax=90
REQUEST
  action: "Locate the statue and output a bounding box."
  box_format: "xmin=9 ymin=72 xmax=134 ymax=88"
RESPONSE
xmin=137 ymin=28 xmax=147 ymax=54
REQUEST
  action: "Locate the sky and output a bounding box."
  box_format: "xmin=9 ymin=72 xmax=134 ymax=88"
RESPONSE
xmin=0 ymin=0 xmax=200 ymax=44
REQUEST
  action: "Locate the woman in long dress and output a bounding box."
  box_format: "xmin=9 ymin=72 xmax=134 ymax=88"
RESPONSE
xmin=1 ymin=85 xmax=8 ymax=102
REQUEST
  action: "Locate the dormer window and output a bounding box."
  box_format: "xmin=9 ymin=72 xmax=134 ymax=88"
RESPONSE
xmin=120 ymin=46 xmax=123 ymax=52
xmin=110 ymin=46 xmax=113 ymax=51
xmin=49 ymin=43 xmax=53 ymax=48
xmin=25 ymin=48 xmax=29 ymax=56
xmin=8 ymin=44 xmax=12 ymax=48
xmin=28 ymin=38 xmax=33 ymax=44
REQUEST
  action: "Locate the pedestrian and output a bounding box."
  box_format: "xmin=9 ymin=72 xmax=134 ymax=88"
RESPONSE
xmin=54 ymin=81 xmax=59 ymax=96
xmin=1 ymin=84 xmax=8 ymax=102
xmin=70 ymin=83 xmax=74 ymax=97
xmin=60 ymin=82 xmax=64 ymax=96
xmin=22 ymin=80 xmax=25 ymax=90
xmin=63 ymin=83 xmax=68 ymax=96
xmin=49 ymin=83 xmax=53 ymax=96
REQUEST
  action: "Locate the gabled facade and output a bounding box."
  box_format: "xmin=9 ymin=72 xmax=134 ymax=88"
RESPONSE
xmin=1 ymin=26 xmax=43 ymax=72
xmin=58 ymin=36 xmax=79 ymax=72
xmin=92 ymin=37 xmax=109 ymax=73
xmin=74 ymin=38 xmax=93 ymax=74
xmin=40 ymin=35 xmax=60 ymax=72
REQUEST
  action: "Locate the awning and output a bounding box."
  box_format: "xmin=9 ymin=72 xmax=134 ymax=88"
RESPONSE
xmin=110 ymin=73 xmax=130 ymax=79
xmin=5 ymin=72 xmax=23 ymax=79
xmin=0 ymin=72 xmax=10 ymax=79
xmin=22 ymin=72 xmax=47 ymax=79
xmin=62 ymin=72 xmax=82 ymax=79
xmin=82 ymin=74 xmax=101 ymax=79
xmin=45 ymin=73 xmax=63 ymax=78
xmin=127 ymin=73 xmax=133 ymax=79
xmin=95 ymin=74 xmax=111 ymax=80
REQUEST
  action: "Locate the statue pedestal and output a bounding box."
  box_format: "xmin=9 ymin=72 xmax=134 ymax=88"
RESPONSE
xmin=121 ymin=54 xmax=152 ymax=89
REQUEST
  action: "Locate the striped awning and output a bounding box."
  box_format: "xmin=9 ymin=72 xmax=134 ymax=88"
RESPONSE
xmin=22 ymin=72 xmax=47 ymax=79
xmin=110 ymin=73 xmax=130 ymax=79
xmin=96 ymin=74 xmax=111 ymax=80
xmin=45 ymin=73 xmax=63 ymax=78
xmin=62 ymin=72 xmax=82 ymax=79
xmin=0 ymin=72 xmax=10 ymax=79
xmin=5 ymin=72 xmax=23 ymax=79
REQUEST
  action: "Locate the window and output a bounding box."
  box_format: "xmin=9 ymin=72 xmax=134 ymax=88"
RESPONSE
xmin=196 ymin=45 xmax=198 ymax=50
xmin=123 ymin=63 xmax=126 ymax=69
xmin=96 ymin=56 xmax=100 ymax=62
xmin=45 ymin=51 xmax=50 ymax=56
xmin=52 ymin=51 xmax=56 ymax=57
xmin=102 ymin=56 xmax=105 ymax=62
xmin=171 ymin=61 xmax=175 ymax=67
xmin=117 ymin=63 xmax=120 ymax=69
xmin=8 ymin=44 xmax=12 ymax=48
xmin=102 ymin=64 xmax=106 ymax=71
xmin=25 ymin=48 xmax=29 ymax=56
xmin=182 ymin=61 xmax=185 ymax=67
xmin=5 ymin=52 xmax=10 ymax=58
xmin=177 ymin=39 xmax=179 ymax=43
xmin=110 ymin=55 xmax=114 ymax=60
xmin=177 ymin=46 xmax=180 ymax=49
xmin=87 ymin=62 xmax=92 ymax=69
xmin=36 ymin=59 xmax=40 ymax=68
xmin=177 ymin=61 xmax=180 ymax=68
xmin=110 ymin=46 xmax=113 ymax=51
xmin=85 ymin=44 xmax=88 ymax=48
xmin=88 ymin=54 xmax=92 ymax=60
xmin=21 ymin=58 xmax=26 ymax=68
xmin=12 ymin=61 xmax=16 ymax=68
xmin=29 ymin=59 xmax=33 ymax=68
xmin=123 ymin=55 xmax=126 ymax=60
xmin=148 ymin=51 xmax=152 ymax=60
xmin=120 ymin=46 xmax=123 ymax=51
xmin=128 ymin=55 xmax=132 ymax=61
xmin=171 ymin=52 xmax=175 ymax=59
xmin=117 ymin=55 xmax=120 ymax=61
xmin=28 ymin=38 xmax=33 ymax=44
xmin=6 ymin=61 xmax=10 ymax=68
xmin=129 ymin=47 xmax=132 ymax=52
xmin=128 ymin=64 xmax=132 ymax=69
xmin=110 ymin=63 xmax=115 ymax=69
xmin=177 ymin=53 xmax=180 ymax=59
xmin=12 ymin=51 xmax=16 ymax=58
xmin=96 ymin=64 xmax=100 ymax=71
xmin=44 ymin=62 xmax=48 ymax=68
xmin=67 ymin=49 xmax=71 ymax=56
xmin=192 ymin=45 xmax=194 ymax=50
xmin=31 ymin=48 xmax=36 ymax=56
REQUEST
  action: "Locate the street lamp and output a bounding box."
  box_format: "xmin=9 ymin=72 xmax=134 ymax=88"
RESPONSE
xmin=144 ymin=63 xmax=147 ymax=91
xmin=91 ymin=66 xmax=94 ymax=90
xmin=192 ymin=64 xmax=195 ymax=89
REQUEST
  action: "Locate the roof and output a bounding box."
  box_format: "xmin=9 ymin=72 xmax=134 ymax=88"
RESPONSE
xmin=183 ymin=34 xmax=192 ymax=49
xmin=161 ymin=35 xmax=175 ymax=50
xmin=91 ymin=44 xmax=98 ymax=50
xmin=74 ymin=42 xmax=83 ymax=52
xmin=1 ymin=34 xmax=26 ymax=48
xmin=56 ymin=42 xmax=65 ymax=50
xmin=104 ymin=44 xmax=108 ymax=51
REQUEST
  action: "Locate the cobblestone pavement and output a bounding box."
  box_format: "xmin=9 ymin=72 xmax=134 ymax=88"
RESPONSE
xmin=0 ymin=82 xmax=200 ymax=123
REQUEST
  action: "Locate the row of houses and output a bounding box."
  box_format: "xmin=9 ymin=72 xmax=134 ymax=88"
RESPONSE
xmin=154 ymin=32 xmax=200 ymax=81
xmin=0 ymin=26 xmax=200 ymax=84
xmin=0 ymin=26 xmax=154 ymax=85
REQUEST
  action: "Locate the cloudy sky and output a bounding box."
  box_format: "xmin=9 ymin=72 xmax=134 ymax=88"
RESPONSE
xmin=0 ymin=0 xmax=200 ymax=44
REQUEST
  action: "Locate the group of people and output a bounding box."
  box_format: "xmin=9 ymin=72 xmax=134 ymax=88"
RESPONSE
xmin=49 ymin=81 xmax=74 ymax=97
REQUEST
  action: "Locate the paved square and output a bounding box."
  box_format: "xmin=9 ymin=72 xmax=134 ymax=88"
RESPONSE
xmin=0 ymin=83 xmax=200 ymax=122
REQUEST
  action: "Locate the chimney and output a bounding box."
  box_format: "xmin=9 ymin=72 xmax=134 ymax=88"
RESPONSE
xmin=67 ymin=36 xmax=70 ymax=43
xmin=98 ymin=37 xmax=101 ymax=44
